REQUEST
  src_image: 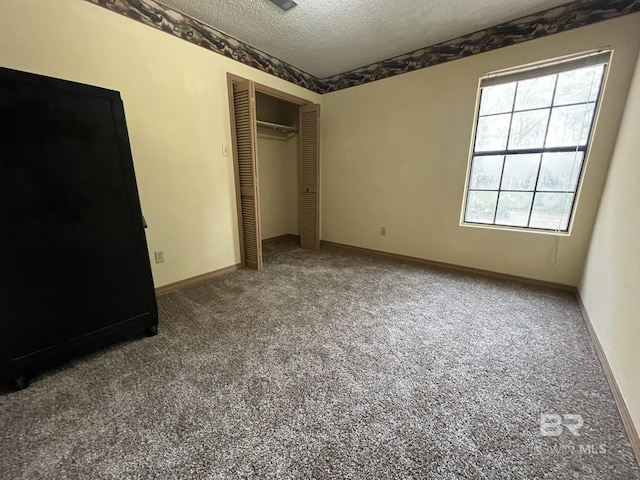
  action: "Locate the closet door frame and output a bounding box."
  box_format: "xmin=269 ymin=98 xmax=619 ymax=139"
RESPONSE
xmin=226 ymin=73 xmax=315 ymax=267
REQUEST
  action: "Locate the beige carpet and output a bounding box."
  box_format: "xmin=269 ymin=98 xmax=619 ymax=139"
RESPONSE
xmin=1 ymin=238 xmax=638 ymax=479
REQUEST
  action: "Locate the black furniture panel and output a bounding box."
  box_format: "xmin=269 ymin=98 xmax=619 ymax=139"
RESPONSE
xmin=0 ymin=67 xmax=158 ymax=389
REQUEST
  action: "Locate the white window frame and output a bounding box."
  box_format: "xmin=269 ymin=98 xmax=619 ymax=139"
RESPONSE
xmin=460 ymin=49 xmax=612 ymax=235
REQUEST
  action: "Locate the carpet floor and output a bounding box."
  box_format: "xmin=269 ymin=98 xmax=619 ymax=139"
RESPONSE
xmin=1 ymin=238 xmax=638 ymax=479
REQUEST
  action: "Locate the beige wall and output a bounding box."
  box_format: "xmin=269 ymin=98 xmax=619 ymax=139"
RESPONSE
xmin=0 ymin=0 xmax=320 ymax=287
xmin=257 ymin=136 xmax=299 ymax=240
xmin=321 ymin=14 xmax=640 ymax=286
xmin=1 ymin=1 xmax=638 ymax=289
xmin=579 ymin=49 xmax=640 ymax=435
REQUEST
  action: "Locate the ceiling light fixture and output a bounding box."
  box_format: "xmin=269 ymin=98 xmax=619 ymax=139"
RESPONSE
xmin=269 ymin=0 xmax=298 ymax=11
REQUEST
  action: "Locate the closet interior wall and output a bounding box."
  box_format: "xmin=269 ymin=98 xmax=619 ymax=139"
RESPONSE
xmin=256 ymin=92 xmax=300 ymax=242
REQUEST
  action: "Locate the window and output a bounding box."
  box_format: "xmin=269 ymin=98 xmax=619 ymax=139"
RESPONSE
xmin=463 ymin=51 xmax=611 ymax=232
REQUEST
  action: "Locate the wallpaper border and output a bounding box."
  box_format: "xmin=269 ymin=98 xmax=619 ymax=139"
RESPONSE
xmin=318 ymin=0 xmax=640 ymax=93
xmin=84 ymin=0 xmax=640 ymax=94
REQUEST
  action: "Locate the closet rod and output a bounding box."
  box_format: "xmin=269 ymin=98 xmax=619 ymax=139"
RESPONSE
xmin=256 ymin=120 xmax=297 ymax=133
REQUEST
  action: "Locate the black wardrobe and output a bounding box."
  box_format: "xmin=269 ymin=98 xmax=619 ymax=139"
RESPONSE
xmin=0 ymin=67 xmax=158 ymax=389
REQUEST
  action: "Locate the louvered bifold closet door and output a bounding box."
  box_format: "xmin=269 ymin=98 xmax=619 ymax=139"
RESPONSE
xmin=299 ymin=104 xmax=321 ymax=251
xmin=233 ymin=81 xmax=262 ymax=269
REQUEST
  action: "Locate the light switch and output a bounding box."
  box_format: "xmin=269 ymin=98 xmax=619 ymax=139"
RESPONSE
xmin=222 ymin=144 xmax=230 ymax=156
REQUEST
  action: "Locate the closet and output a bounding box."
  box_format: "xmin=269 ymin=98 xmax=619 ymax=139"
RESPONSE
xmin=256 ymin=91 xmax=299 ymax=250
xmin=228 ymin=75 xmax=320 ymax=270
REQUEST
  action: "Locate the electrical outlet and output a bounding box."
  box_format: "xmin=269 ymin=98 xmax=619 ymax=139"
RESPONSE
xmin=380 ymin=226 xmax=387 ymax=236
xmin=154 ymin=250 xmax=165 ymax=264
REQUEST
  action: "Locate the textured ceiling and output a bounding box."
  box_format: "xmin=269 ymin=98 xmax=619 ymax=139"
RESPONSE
xmin=158 ymin=0 xmax=573 ymax=78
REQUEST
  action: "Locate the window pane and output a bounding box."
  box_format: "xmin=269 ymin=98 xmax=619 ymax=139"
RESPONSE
xmin=537 ymin=152 xmax=583 ymax=192
xmin=465 ymin=57 xmax=609 ymax=231
xmin=501 ymin=154 xmax=540 ymax=191
xmin=529 ymin=193 xmax=574 ymax=230
xmin=465 ymin=191 xmax=498 ymax=224
xmin=554 ymin=65 xmax=604 ymax=106
xmin=475 ymin=113 xmax=511 ymax=151
xmin=546 ymin=104 xmax=595 ymax=147
xmin=495 ymin=192 xmax=533 ymax=227
xmin=514 ymin=74 xmax=556 ymax=111
xmin=469 ymin=155 xmax=504 ymax=190
xmin=479 ymin=83 xmax=516 ymax=115
xmin=507 ymin=109 xmax=549 ymax=149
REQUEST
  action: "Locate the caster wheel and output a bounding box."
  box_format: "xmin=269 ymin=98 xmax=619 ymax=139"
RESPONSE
xmin=145 ymin=325 xmax=158 ymax=337
xmin=13 ymin=376 xmax=30 ymax=391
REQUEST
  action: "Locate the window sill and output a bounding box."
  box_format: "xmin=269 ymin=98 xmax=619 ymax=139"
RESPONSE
xmin=459 ymin=221 xmax=572 ymax=236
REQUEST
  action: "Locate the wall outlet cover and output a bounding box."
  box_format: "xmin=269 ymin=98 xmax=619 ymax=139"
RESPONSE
xmin=154 ymin=251 xmax=165 ymax=263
